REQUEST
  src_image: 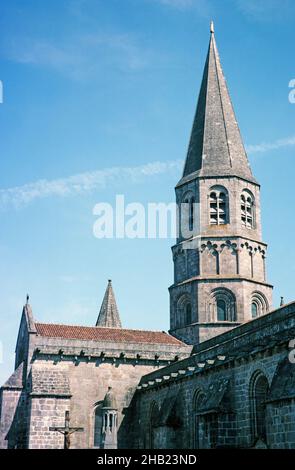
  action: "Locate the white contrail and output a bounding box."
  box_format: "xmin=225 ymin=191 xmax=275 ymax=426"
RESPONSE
xmin=1 ymin=134 xmax=294 ymax=209
xmin=0 ymin=160 xmax=182 ymax=209
xmin=246 ymin=135 xmax=295 ymax=154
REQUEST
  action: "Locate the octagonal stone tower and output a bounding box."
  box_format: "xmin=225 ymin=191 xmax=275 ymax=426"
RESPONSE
xmin=169 ymin=23 xmax=273 ymax=345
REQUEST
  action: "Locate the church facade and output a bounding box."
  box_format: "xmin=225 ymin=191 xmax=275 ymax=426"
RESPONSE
xmin=1 ymin=25 xmax=295 ymax=449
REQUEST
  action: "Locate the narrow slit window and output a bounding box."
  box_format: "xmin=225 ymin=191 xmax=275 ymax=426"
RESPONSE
xmin=189 ymin=198 xmax=195 ymax=232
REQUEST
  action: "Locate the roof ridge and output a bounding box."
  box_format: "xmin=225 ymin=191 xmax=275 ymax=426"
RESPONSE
xmin=35 ymin=321 xmax=177 ymax=335
xmin=34 ymin=322 xmax=186 ymax=346
xmin=211 ymin=34 xmax=232 ymax=169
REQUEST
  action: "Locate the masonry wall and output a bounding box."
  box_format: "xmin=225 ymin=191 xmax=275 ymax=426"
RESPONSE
xmin=171 ymin=172 xmax=273 ymax=345
xmin=198 ymin=177 xmax=262 ymax=242
xmin=28 ymin=396 xmax=70 ymax=449
xmin=0 ymin=389 xmax=22 ymax=448
xmin=0 ymin=389 xmax=30 ymax=449
xmin=133 ymin=347 xmax=295 ymax=449
xmin=28 ymin=359 xmax=164 ymax=449
xmin=170 ymin=277 xmax=272 ymax=344
xmin=267 ymin=399 xmax=295 ymax=449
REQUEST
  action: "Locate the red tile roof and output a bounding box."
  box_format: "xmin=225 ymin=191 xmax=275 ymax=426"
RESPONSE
xmin=35 ymin=323 xmax=184 ymax=346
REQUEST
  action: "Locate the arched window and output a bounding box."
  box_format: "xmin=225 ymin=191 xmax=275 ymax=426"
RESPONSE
xmin=186 ymin=303 xmax=192 ymax=324
xmin=149 ymin=402 xmax=159 ymax=449
xmin=94 ymin=404 xmax=103 ymax=448
xmin=251 ymin=292 xmax=268 ymax=318
xmin=241 ymin=190 xmax=255 ymax=229
xmin=193 ymin=390 xmax=205 ymax=449
xmin=181 ymin=192 xmax=196 ymax=238
xmin=251 ymin=302 xmax=258 ymax=319
xmin=217 ymin=299 xmax=226 ymax=321
xmin=250 ymin=372 xmax=269 ymax=445
xmin=209 ymin=288 xmax=237 ymax=322
xmin=176 ymin=295 xmax=192 ymax=327
xmin=209 ymin=186 xmax=228 ymax=225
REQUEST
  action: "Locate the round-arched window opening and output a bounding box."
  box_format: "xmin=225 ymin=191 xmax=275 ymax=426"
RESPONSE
xmin=250 ymin=372 xmax=269 ymax=444
xmin=176 ymin=295 xmax=192 ymax=328
xmin=94 ymin=404 xmax=103 ymax=448
xmin=209 ymin=186 xmax=228 ymax=225
xmin=189 ymin=198 xmax=195 ymax=232
xmin=186 ymin=304 xmax=192 ymax=324
xmin=181 ymin=192 xmax=195 ymax=239
xmin=217 ymin=299 xmax=226 ymax=321
xmin=251 ymin=293 xmax=268 ymax=318
xmin=252 ymin=302 xmax=258 ymax=319
xmin=241 ymin=190 xmax=255 ymax=229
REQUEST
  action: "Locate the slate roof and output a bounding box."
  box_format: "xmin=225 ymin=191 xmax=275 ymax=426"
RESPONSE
xmin=2 ymin=362 xmax=24 ymax=390
xmin=96 ymin=280 xmax=122 ymax=328
xmin=103 ymin=387 xmax=118 ymax=409
xmin=35 ymin=323 xmax=185 ymax=346
xmin=138 ymin=302 xmax=295 ymax=390
xmin=180 ymin=25 xmax=256 ymax=185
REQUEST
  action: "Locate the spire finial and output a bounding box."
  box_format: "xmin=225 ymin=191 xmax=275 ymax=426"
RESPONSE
xmin=210 ymin=20 xmax=214 ymax=34
xmin=26 ymin=294 xmax=29 ymax=305
xmin=280 ymin=296 xmax=284 ymax=307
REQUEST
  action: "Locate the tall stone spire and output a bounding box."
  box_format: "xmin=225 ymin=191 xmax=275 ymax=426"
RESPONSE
xmin=169 ymin=24 xmax=273 ymax=346
xmin=181 ymin=22 xmax=255 ymax=184
xmin=96 ymin=280 xmax=122 ymax=328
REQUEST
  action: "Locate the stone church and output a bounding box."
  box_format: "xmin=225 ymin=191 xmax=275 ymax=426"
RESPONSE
xmin=1 ymin=24 xmax=295 ymax=449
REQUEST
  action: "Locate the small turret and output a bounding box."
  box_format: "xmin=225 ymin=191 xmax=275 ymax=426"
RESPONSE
xmin=101 ymin=387 xmax=118 ymax=449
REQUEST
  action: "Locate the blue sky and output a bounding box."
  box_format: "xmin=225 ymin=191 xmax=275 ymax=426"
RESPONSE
xmin=0 ymin=0 xmax=295 ymax=384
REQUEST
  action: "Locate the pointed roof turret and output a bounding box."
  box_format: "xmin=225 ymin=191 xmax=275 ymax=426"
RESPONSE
xmin=21 ymin=294 xmax=36 ymax=333
xmin=179 ymin=22 xmax=256 ymax=186
xmin=96 ymin=280 xmax=122 ymax=328
xmin=102 ymin=386 xmax=118 ymax=409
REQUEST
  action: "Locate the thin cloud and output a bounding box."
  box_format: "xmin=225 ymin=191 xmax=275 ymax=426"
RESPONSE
xmin=0 ymin=161 xmax=182 ymax=210
xmin=2 ymin=32 xmax=150 ymax=79
xmin=246 ymin=135 xmax=295 ymax=154
xmin=1 ymin=135 xmax=294 ymax=210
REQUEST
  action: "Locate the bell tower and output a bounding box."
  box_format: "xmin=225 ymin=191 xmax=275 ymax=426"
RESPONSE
xmin=169 ymin=23 xmax=273 ymax=345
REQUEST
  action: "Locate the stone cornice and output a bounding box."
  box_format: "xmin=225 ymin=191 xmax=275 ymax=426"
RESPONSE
xmin=169 ymin=276 xmax=273 ymax=290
